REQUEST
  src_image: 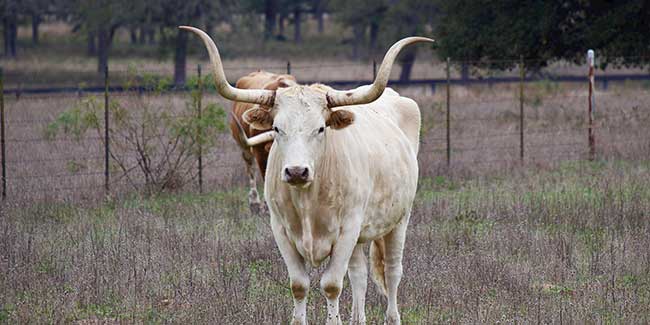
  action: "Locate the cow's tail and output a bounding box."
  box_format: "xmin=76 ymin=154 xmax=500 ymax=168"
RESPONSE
xmin=369 ymin=238 xmax=388 ymax=298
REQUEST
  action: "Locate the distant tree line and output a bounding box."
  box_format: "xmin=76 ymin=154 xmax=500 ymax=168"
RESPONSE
xmin=436 ymin=0 xmax=650 ymax=74
xmin=1 ymin=0 xmax=649 ymax=84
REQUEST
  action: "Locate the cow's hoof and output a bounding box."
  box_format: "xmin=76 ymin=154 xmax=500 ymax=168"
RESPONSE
xmin=324 ymin=313 xmax=342 ymax=325
xmin=290 ymin=318 xmax=306 ymax=325
xmin=384 ymin=313 xmax=400 ymax=325
xmin=249 ymin=201 xmax=268 ymax=216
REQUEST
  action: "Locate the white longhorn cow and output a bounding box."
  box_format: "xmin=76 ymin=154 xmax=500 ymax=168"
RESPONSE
xmin=181 ymin=26 xmax=432 ymax=325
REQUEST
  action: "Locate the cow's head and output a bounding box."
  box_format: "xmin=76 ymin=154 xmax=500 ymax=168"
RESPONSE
xmin=180 ymin=26 xmax=433 ymax=187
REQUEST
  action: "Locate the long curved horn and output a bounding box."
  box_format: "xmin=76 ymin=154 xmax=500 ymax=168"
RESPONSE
xmin=179 ymin=26 xmax=276 ymax=106
xmin=245 ymin=131 xmax=275 ymax=146
xmin=326 ymin=37 xmax=434 ymax=108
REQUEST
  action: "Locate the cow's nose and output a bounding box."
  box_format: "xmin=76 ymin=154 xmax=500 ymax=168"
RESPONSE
xmin=284 ymin=166 xmax=310 ymax=185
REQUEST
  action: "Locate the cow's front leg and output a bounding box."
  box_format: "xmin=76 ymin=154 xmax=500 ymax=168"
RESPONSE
xmin=320 ymin=216 xmax=362 ymax=325
xmin=270 ymin=216 xmax=309 ymax=324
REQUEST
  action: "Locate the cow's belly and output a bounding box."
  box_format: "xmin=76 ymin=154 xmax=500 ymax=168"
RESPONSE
xmin=357 ymin=175 xmax=417 ymax=242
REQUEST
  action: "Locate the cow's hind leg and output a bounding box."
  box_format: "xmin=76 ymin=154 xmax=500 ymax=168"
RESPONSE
xmin=242 ymin=150 xmax=265 ymax=215
xmin=270 ymin=215 xmax=310 ymax=324
xmin=348 ymin=243 xmax=368 ymax=324
xmin=382 ymin=214 xmax=410 ymax=325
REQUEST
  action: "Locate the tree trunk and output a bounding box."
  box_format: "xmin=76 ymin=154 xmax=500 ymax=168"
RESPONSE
xmin=147 ymin=28 xmax=155 ymax=45
xmin=8 ymin=19 xmax=17 ymax=57
xmin=317 ymin=13 xmax=324 ymax=34
xmin=174 ymin=30 xmax=188 ymax=86
xmin=461 ymin=62 xmax=469 ymax=81
xmin=129 ymin=27 xmax=138 ymax=44
xmin=87 ymin=31 xmax=96 ymax=56
xmin=264 ymin=0 xmax=277 ymax=40
xmin=369 ymin=21 xmax=379 ymax=57
xmin=97 ymin=28 xmax=109 ymax=73
xmin=352 ymin=23 xmax=364 ymax=60
xmin=32 ymin=14 xmax=40 ymax=44
xmin=4 ymin=0 xmax=17 ymax=57
xmin=3 ymin=18 xmax=8 ymax=56
xmin=138 ymin=27 xmax=146 ymax=44
xmin=398 ymin=48 xmax=416 ymax=81
xmin=293 ymin=8 xmax=302 ymax=43
xmin=278 ymin=14 xmax=286 ymax=38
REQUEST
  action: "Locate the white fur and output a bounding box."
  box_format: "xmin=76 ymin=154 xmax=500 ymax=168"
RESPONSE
xmin=265 ymin=85 xmax=420 ymax=324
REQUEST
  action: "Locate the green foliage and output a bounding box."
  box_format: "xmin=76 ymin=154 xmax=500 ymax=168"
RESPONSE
xmin=435 ymin=0 xmax=585 ymax=71
xmin=44 ymin=98 xmax=102 ymax=140
xmin=435 ymin=0 xmax=650 ymax=71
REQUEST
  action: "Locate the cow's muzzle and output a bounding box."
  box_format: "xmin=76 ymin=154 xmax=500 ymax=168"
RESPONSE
xmin=283 ymin=166 xmax=310 ymax=186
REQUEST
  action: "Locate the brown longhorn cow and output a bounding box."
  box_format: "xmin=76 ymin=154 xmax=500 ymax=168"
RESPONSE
xmin=229 ymin=71 xmax=297 ymax=214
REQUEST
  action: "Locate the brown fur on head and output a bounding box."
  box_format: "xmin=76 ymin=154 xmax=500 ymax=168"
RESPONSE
xmin=243 ymin=107 xmax=274 ymax=130
xmin=244 ymin=105 xmax=355 ymax=131
xmin=244 ymin=83 xmax=356 ymax=131
xmin=327 ymin=109 xmax=355 ymax=129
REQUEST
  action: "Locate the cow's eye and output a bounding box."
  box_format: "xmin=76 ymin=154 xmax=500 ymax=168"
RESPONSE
xmin=318 ymin=127 xmax=325 ymax=134
xmin=273 ymin=126 xmax=280 ymax=133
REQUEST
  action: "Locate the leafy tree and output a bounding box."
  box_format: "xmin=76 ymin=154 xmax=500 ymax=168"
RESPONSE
xmin=159 ymin=0 xmax=236 ymax=85
xmin=62 ymin=0 xmax=140 ymax=72
xmin=583 ymin=1 xmax=650 ymax=69
xmin=435 ymin=0 xmax=586 ymax=72
xmin=331 ymin=0 xmax=389 ymax=59
xmin=381 ymin=0 xmax=437 ymax=80
xmin=21 ymin=0 xmax=51 ymax=44
xmin=331 ymin=0 xmax=436 ymax=80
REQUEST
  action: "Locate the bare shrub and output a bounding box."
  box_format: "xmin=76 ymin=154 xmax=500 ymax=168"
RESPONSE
xmin=44 ymin=71 xmax=226 ymax=194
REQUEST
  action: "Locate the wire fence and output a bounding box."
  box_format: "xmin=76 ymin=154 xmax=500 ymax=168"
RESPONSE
xmin=1 ymin=54 xmax=649 ymax=202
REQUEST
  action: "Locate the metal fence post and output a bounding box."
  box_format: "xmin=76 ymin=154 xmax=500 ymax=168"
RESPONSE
xmin=286 ymin=60 xmax=291 ymax=75
xmin=588 ymin=49 xmax=596 ymax=161
xmin=446 ymin=58 xmax=451 ymax=167
xmin=104 ymin=65 xmax=110 ymax=193
xmin=197 ymin=64 xmax=203 ymax=193
xmin=519 ymin=55 xmax=525 ymax=162
xmin=0 ymin=68 xmax=6 ymax=199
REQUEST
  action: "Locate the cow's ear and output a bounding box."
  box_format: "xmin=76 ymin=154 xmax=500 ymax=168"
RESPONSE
xmin=327 ymin=109 xmax=355 ymax=130
xmin=243 ymin=107 xmax=274 ymax=130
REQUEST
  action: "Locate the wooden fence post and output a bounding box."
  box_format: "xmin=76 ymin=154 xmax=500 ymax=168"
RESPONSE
xmin=588 ymin=49 xmax=596 ymax=160
xmin=0 ymin=68 xmax=6 ymax=199
xmin=519 ymin=55 xmax=525 ymax=162
xmin=104 ymin=65 xmax=110 ymax=193
xmin=197 ymin=64 xmax=203 ymax=193
xmin=446 ymin=57 xmax=451 ymax=167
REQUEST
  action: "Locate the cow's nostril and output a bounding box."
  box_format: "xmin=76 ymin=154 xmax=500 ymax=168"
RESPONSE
xmin=284 ymin=167 xmax=291 ymax=177
xmin=301 ymin=168 xmax=309 ymax=178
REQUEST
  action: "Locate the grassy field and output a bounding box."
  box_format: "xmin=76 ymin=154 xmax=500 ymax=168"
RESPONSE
xmin=1 ymin=159 xmax=650 ymax=323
